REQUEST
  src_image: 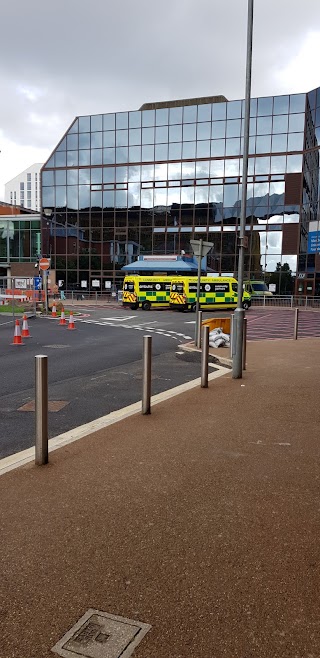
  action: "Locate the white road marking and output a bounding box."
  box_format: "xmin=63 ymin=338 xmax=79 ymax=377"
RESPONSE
xmin=101 ymin=316 xmax=136 ymax=322
xmin=185 ymin=321 xmax=195 ymax=324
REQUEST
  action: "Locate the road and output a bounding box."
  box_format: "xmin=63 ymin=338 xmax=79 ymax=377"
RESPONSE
xmin=0 ymin=306 xmax=224 ymax=459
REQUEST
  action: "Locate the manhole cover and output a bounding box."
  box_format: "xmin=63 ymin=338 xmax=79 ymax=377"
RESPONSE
xmin=18 ymin=400 xmax=69 ymax=412
xmin=51 ymin=609 xmax=151 ymax=658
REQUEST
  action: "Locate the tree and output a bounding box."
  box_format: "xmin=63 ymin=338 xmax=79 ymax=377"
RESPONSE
xmin=269 ymin=262 xmax=293 ymax=294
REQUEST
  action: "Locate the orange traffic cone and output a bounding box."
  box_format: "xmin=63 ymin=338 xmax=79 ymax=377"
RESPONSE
xmin=11 ymin=319 xmax=24 ymax=345
xmin=67 ymin=312 xmax=75 ymax=330
xmin=59 ymin=307 xmax=67 ymax=325
xmin=52 ymin=303 xmax=57 ymax=318
xmin=21 ymin=314 xmax=31 ymax=338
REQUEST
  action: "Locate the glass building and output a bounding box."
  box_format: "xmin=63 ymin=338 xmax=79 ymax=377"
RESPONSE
xmin=41 ymin=88 xmax=320 ymax=295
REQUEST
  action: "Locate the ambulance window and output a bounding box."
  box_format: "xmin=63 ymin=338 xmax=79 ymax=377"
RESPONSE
xmin=125 ymin=282 xmax=134 ymax=291
xmin=232 ymin=283 xmax=238 ymax=293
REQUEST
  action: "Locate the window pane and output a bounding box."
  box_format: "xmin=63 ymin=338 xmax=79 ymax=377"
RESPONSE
xmin=116 ymin=113 xmax=128 ymax=129
xmin=182 ymin=142 xmax=196 ymax=158
xmin=129 ymin=146 xmax=141 ymax=162
xmin=255 ymin=156 xmax=270 ymax=174
xmin=42 ymin=170 xmax=54 ymax=186
xmin=270 ymin=155 xmax=286 ymax=173
xmin=116 ymin=147 xmax=128 ymax=163
xmin=197 ymin=104 xmax=211 ymax=122
xmin=78 ymin=116 xmax=90 ymax=132
xmin=256 ymin=116 xmax=272 ymax=134
xmin=91 ymin=168 xmax=102 ymax=184
xmin=226 ymin=138 xmax=241 ymax=156
xmin=142 ymin=110 xmax=155 ymax=127
xmin=103 ymin=131 xmax=115 ymax=147
xmin=79 ymin=150 xmax=90 ymax=166
xmin=196 ymin=141 xmax=210 ymax=158
xmin=196 ymin=161 xmax=210 ymax=177
xmin=42 ymin=187 xmax=54 ymax=206
xmin=227 ymin=100 xmax=242 ymax=119
xmin=273 ymin=95 xmax=289 ymax=115
xmin=183 ymin=105 xmax=197 ymax=123
xmin=271 ymin=134 xmax=287 ymax=152
xmin=212 ymin=103 xmax=226 ymax=120
xmin=226 ymin=119 xmax=241 ymax=137
xmin=288 ymin=113 xmax=305 ymax=132
xmin=91 ymin=132 xmax=103 ymax=148
xmin=67 ymin=169 xmax=78 ymax=185
xmin=255 ymin=134 xmax=271 ymax=153
xmin=57 ymin=137 xmax=66 ymax=152
xmin=169 ymin=107 xmax=183 ymax=124
xmin=156 ymin=108 xmax=169 ymax=125
xmin=141 ymin=145 xmax=154 ymax=161
xmin=212 ymin=121 xmax=226 ymax=138
xmin=168 ymin=142 xmax=182 ymax=159
xmin=67 ymin=151 xmax=78 ymax=166
xmin=55 ymin=151 xmax=67 ymax=167
xmin=197 ymin=122 xmax=211 ymax=140
xmin=257 ymin=97 xmax=273 ymax=116
xmin=56 ymin=169 xmax=66 ymax=185
xmin=79 ymin=133 xmax=90 ymax=149
xmin=116 ymin=130 xmax=128 ymax=146
xmin=103 ymin=114 xmax=115 ymax=130
xmin=91 ymin=149 xmax=103 ymax=165
xmin=103 ymin=167 xmax=115 ymax=182
xmin=142 ymin=127 xmax=154 ymax=144
xmin=155 ymin=143 xmax=168 ymax=160
xmin=211 ymin=139 xmax=225 ymax=157
xmin=67 ymin=134 xmax=78 ymax=150
xmin=183 ymin=123 xmax=196 ymax=141
xmin=289 ymin=94 xmax=306 ymax=113
xmin=272 ymin=115 xmax=288 ymax=134
xmin=103 ymin=148 xmax=115 ymax=164
xmin=91 ymin=115 xmax=102 ymax=131
xmin=287 ymin=133 xmax=304 ymax=151
xmin=169 ymin=124 xmax=182 ymax=142
xmin=129 ymin=111 xmax=141 ymax=128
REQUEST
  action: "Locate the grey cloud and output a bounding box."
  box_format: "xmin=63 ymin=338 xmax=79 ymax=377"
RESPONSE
xmin=1 ymin=0 xmax=320 ymax=152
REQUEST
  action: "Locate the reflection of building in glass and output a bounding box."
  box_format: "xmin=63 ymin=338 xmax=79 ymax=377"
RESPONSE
xmin=42 ymin=88 xmax=320 ymax=294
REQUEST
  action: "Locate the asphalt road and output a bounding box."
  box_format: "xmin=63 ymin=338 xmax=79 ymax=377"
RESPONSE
xmin=0 ymin=307 xmax=228 ymax=459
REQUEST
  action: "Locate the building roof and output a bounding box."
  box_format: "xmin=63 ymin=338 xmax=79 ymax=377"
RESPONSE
xmin=121 ymin=259 xmax=207 ymax=273
xmin=139 ymin=95 xmax=228 ymax=111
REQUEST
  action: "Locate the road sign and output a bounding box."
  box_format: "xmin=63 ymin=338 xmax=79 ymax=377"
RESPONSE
xmin=39 ymin=257 xmax=50 ymax=271
xmin=34 ymin=277 xmax=42 ymax=290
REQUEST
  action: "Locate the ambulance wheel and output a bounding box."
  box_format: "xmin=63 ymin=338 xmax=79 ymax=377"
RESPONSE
xmin=142 ymin=301 xmax=151 ymax=311
xmin=130 ymin=303 xmax=139 ymax=310
xmin=242 ymin=301 xmax=249 ymax=311
xmin=190 ymin=303 xmax=197 ymax=312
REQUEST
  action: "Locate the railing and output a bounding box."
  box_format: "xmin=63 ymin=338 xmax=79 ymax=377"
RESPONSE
xmin=251 ymin=295 xmax=320 ymax=309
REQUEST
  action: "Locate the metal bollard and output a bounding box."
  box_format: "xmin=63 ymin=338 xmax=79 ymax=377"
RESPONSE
xmin=293 ymin=307 xmax=299 ymax=340
xmin=242 ymin=317 xmax=247 ymax=371
xmin=196 ymin=310 xmax=203 ymax=349
xmin=142 ymin=336 xmax=152 ymax=415
xmin=230 ymin=313 xmax=235 ymax=358
xmin=35 ymin=355 xmax=48 ymax=465
xmin=201 ymin=325 xmax=210 ymax=388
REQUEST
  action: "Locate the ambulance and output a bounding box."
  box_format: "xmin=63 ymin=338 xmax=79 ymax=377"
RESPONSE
xmin=122 ymin=275 xmax=176 ymax=310
xmin=170 ymin=276 xmax=251 ymax=311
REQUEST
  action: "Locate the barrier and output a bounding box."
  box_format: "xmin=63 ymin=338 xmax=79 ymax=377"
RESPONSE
xmin=21 ymin=315 xmax=31 ymax=338
xmin=67 ymin=312 xmax=76 ymax=330
xmin=59 ymin=308 xmax=67 ymax=326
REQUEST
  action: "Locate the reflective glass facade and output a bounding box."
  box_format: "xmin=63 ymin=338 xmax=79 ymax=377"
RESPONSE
xmin=42 ymin=88 xmax=320 ymax=294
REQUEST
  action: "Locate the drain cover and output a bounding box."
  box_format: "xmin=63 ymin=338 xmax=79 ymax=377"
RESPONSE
xmin=51 ymin=609 xmax=151 ymax=658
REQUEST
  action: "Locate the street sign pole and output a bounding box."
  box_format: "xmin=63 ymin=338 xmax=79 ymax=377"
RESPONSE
xmin=190 ymin=239 xmax=213 ymax=348
xmin=232 ymin=0 xmax=254 ymax=379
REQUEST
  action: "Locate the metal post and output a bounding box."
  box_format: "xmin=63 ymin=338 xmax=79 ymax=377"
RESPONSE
xmin=43 ymin=271 xmax=48 ymax=314
xmin=232 ymin=0 xmax=254 ymax=379
xmin=290 ymin=295 xmax=293 ymax=308
xmin=242 ymin=317 xmax=248 ymax=371
xmin=201 ymin=325 xmax=210 ymax=388
xmin=196 ymin=310 xmax=203 ymax=349
xmin=12 ymin=276 xmax=15 ymax=324
xmin=35 ymin=355 xmax=48 ymax=465
xmin=293 ymin=307 xmax=299 ymax=340
xmin=95 ymin=291 xmax=98 ymax=305
xmin=194 ymin=238 xmax=203 ymax=347
xmin=142 ymin=336 xmax=152 ymax=415
xmin=230 ymin=313 xmax=235 ymax=357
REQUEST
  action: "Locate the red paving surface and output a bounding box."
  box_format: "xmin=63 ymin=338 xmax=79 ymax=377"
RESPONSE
xmin=247 ymin=308 xmax=320 ymax=340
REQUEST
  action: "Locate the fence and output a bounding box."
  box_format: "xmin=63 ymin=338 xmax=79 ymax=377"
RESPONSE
xmin=251 ymin=295 xmax=320 ymax=309
xmin=0 ymin=277 xmax=39 ymax=317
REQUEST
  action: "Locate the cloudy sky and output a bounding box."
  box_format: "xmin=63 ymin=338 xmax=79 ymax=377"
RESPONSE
xmin=1 ymin=0 xmax=320 ymax=199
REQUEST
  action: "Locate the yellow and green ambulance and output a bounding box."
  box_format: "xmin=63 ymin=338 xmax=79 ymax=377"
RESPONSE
xmin=122 ymin=275 xmax=176 ymax=310
xmin=170 ymin=276 xmax=251 ymax=311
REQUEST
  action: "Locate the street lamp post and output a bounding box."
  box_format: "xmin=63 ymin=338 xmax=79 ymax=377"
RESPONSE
xmin=190 ymin=239 xmax=213 ymax=348
xmin=232 ymin=0 xmax=254 ymax=379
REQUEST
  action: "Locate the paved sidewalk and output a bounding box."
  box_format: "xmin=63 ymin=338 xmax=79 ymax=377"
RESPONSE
xmin=1 ymin=339 xmax=320 ymax=658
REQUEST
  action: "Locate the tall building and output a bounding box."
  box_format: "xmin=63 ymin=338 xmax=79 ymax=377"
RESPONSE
xmin=5 ymin=163 xmax=43 ymax=211
xmin=41 ymin=88 xmax=320 ymax=295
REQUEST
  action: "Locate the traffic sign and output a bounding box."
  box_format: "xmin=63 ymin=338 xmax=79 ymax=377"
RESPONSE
xmin=39 ymin=257 xmax=50 ymax=271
